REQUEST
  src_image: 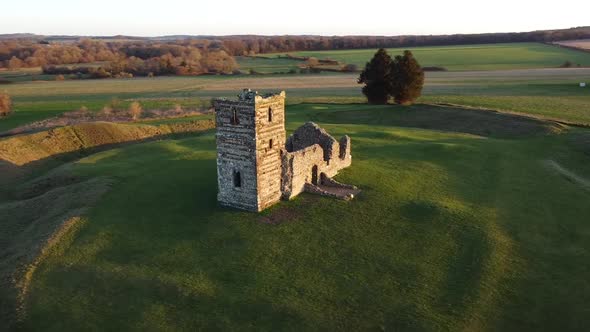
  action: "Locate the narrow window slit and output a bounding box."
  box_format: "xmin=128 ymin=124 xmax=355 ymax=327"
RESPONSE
xmin=231 ymin=107 xmax=239 ymax=125
xmin=233 ymin=170 xmax=241 ymax=187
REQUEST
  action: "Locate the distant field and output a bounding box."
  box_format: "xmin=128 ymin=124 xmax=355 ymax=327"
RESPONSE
xmin=1 ymin=68 xmax=590 ymax=132
xmin=554 ymin=39 xmax=590 ymax=51
xmin=261 ymin=43 xmax=590 ymax=71
xmin=235 ymin=56 xmax=301 ymax=74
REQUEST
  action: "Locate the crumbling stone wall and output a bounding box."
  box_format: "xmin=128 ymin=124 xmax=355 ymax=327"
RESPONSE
xmin=286 ymin=122 xmax=338 ymax=161
xmin=281 ymin=122 xmax=352 ymax=200
xmin=280 ymin=144 xmax=325 ymax=199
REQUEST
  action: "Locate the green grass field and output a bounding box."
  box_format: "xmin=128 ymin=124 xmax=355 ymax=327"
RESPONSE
xmin=235 ymin=56 xmax=301 ymax=74
xmin=1 ymin=67 xmax=589 ymax=133
xmin=3 ymin=103 xmax=588 ymax=330
xmin=2 ymin=49 xmax=590 ymax=330
xmin=261 ymin=43 xmax=590 ymax=71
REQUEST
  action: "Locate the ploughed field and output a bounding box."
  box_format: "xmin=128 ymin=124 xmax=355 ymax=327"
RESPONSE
xmin=554 ymin=39 xmax=590 ymax=51
xmin=1 ymin=101 xmax=590 ymax=330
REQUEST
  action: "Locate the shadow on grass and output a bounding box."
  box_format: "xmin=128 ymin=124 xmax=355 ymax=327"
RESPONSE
xmin=8 ymin=105 xmax=590 ymax=330
xmin=19 ymin=141 xmax=317 ymax=330
xmin=309 ymin=103 xmax=565 ymax=138
xmin=0 ymin=127 xmax=215 ymax=189
xmin=0 ymin=129 xmax=215 ymax=330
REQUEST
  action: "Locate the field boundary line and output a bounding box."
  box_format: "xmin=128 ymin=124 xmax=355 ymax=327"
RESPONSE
xmin=544 ymin=160 xmax=590 ymax=191
xmin=430 ymin=103 xmax=590 ymax=128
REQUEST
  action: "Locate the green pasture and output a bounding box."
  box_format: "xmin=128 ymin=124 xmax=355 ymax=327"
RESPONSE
xmin=1 ymin=68 xmax=589 ymax=132
xmin=266 ymin=43 xmax=590 ymax=71
xmin=235 ymin=56 xmax=301 ymax=73
xmin=2 ymin=39 xmax=590 ymax=332
xmin=7 ymin=103 xmax=589 ymax=331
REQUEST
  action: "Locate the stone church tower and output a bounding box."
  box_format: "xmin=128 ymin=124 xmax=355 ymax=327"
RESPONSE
xmin=213 ymin=90 xmax=286 ymax=212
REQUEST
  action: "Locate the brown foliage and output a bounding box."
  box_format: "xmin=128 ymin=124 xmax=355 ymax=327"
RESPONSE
xmin=1 ymin=39 xmax=237 ymax=77
xmin=0 ymin=93 xmax=12 ymax=117
xmin=128 ymin=102 xmax=143 ymax=120
xmin=1 ymin=26 xmax=590 ymax=72
xmin=306 ymin=57 xmax=320 ymax=67
xmin=99 ymin=106 xmax=113 ymax=116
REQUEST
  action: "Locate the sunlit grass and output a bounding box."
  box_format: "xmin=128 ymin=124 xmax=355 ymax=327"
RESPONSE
xmin=15 ymin=104 xmax=590 ymax=331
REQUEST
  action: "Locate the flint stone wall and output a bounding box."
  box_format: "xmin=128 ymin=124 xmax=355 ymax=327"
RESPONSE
xmin=281 ymin=122 xmax=352 ymax=200
xmin=254 ymin=92 xmax=286 ymax=211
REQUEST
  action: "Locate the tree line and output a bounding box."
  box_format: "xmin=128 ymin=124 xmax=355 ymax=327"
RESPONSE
xmin=1 ymin=26 xmax=589 ymax=75
xmin=216 ymin=26 xmax=590 ymax=55
xmin=0 ymin=39 xmax=238 ymax=76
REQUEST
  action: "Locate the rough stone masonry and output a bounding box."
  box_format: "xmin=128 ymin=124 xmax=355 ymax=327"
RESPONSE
xmin=214 ymin=89 xmax=359 ymax=212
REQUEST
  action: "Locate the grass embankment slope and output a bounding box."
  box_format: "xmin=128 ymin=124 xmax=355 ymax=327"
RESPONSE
xmin=0 ymin=120 xmax=214 ymax=166
xmin=5 ymin=103 xmax=590 ymax=330
xmin=0 ymin=120 xmax=214 ymax=327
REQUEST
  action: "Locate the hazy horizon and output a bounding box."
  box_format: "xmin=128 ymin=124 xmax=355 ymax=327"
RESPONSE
xmin=1 ymin=0 xmax=589 ymax=37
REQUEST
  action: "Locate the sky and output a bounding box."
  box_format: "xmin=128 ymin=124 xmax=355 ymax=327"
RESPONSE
xmin=1 ymin=0 xmax=589 ymax=36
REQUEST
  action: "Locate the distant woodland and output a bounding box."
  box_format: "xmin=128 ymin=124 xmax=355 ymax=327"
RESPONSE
xmin=219 ymin=26 xmax=590 ymax=55
xmin=0 ymin=39 xmax=238 ymax=77
xmin=1 ymin=26 xmax=589 ymax=77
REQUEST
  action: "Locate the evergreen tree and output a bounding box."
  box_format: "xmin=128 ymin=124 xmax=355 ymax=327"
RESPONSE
xmin=358 ymin=48 xmax=394 ymax=104
xmin=390 ymin=50 xmax=424 ymax=105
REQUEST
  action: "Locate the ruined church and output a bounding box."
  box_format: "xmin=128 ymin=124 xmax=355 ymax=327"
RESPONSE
xmin=214 ymin=89 xmax=359 ymax=212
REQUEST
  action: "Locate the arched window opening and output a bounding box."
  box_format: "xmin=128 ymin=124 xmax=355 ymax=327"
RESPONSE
xmin=268 ymin=107 xmax=273 ymax=122
xmin=269 ymin=139 xmax=273 ymax=149
xmin=311 ymin=165 xmax=319 ymax=185
xmin=233 ymin=170 xmax=242 ymax=188
xmin=231 ymin=107 xmax=239 ymax=125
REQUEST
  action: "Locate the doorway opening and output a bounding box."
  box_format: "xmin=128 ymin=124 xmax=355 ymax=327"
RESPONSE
xmin=311 ymin=165 xmax=318 ymax=185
